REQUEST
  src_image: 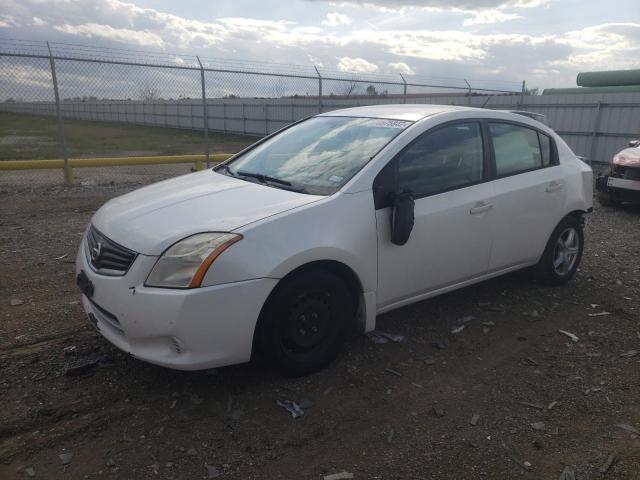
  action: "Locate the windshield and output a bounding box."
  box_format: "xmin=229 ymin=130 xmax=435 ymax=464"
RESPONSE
xmin=220 ymin=116 xmax=411 ymax=195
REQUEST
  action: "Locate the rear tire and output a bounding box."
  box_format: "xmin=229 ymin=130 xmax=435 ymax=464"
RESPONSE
xmin=255 ymin=270 xmax=354 ymax=376
xmin=533 ymin=215 xmax=584 ymax=286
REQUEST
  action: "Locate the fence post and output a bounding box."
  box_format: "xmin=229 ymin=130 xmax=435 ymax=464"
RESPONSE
xmin=314 ymin=66 xmax=322 ymax=114
xmin=197 ymin=56 xmax=210 ymax=168
xmin=400 ymin=73 xmax=407 ymax=104
xmin=519 ymin=80 xmax=526 ymax=109
xmin=464 ymin=79 xmax=472 ymax=106
xmin=47 ymin=42 xmax=72 ymax=185
xmin=588 ymin=101 xmax=603 ymax=164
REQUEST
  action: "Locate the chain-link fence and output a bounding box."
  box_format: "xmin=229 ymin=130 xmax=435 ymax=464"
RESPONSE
xmin=0 ymin=38 xmax=524 ymax=189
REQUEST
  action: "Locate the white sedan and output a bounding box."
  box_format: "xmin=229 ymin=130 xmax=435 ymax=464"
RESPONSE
xmin=76 ymin=105 xmax=593 ymax=375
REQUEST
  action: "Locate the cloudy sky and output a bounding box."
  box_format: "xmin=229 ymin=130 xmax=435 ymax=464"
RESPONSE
xmin=1 ymin=0 xmax=639 ymax=90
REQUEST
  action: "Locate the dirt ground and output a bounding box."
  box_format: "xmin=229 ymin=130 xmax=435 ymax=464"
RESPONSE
xmin=1 ymin=176 xmax=639 ymax=480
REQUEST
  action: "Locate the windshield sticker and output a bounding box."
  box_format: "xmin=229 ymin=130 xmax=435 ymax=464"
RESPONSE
xmin=329 ymin=175 xmax=344 ymax=183
xmin=367 ymin=119 xmax=409 ymax=129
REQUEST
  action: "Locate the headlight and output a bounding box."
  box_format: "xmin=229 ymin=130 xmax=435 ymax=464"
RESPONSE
xmin=146 ymin=233 xmax=242 ymax=288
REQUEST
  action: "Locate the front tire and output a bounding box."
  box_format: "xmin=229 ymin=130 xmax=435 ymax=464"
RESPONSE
xmin=533 ymin=215 xmax=584 ymax=286
xmin=255 ymin=270 xmax=354 ymax=376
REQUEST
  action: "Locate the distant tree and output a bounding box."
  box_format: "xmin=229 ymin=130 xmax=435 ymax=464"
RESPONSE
xmin=139 ymin=83 xmax=161 ymax=102
xmin=524 ymin=87 xmax=540 ymax=96
xmin=365 ymin=85 xmax=378 ymax=96
xmin=223 ymin=94 xmax=239 ymax=99
xmin=340 ymin=81 xmax=359 ymax=96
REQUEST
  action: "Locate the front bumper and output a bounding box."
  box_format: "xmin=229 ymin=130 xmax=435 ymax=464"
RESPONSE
xmin=596 ymin=173 xmax=640 ymax=202
xmin=76 ymin=236 xmax=278 ymax=370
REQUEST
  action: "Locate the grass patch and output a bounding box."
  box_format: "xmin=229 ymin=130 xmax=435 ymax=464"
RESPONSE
xmin=0 ymin=112 xmax=257 ymax=160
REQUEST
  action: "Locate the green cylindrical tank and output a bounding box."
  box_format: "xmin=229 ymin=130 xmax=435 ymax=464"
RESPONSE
xmin=543 ymin=85 xmax=640 ymax=95
xmin=576 ymin=69 xmax=640 ymax=87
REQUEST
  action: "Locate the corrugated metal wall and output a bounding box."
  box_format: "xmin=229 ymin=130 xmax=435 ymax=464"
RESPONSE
xmin=3 ymin=92 xmax=639 ymax=163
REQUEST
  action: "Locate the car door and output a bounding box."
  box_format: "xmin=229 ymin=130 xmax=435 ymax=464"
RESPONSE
xmin=487 ymin=122 xmax=567 ymax=271
xmin=375 ymin=121 xmax=495 ymax=308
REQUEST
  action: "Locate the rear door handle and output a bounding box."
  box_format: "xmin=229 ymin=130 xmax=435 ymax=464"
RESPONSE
xmin=546 ymin=181 xmax=564 ymax=193
xmin=470 ymin=201 xmax=493 ymax=215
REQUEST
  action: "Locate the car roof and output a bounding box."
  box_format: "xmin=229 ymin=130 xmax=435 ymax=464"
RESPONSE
xmin=317 ymin=104 xmax=485 ymax=122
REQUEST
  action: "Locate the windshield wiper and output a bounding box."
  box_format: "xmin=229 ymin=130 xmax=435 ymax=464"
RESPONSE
xmin=235 ymin=170 xmax=311 ymax=194
xmin=236 ymin=170 xmax=292 ymax=186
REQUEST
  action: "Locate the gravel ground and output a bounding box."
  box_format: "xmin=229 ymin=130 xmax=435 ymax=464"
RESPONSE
xmin=1 ymin=175 xmax=639 ymax=480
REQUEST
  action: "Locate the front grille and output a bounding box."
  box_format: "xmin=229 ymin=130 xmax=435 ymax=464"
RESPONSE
xmin=86 ymin=226 xmax=137 ymax=275
xmin=612 ymin=164 xmax=640 ymax=181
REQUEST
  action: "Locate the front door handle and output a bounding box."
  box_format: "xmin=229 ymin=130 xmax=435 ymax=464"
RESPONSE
xmin=470 ymin=201 xmax=493 ymax=215
xmin=546 ymin=181 xmax=564 ymax=193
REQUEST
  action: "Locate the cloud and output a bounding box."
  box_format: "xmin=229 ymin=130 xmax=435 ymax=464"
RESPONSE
xmin=0 ymin=0 xmax=637 ymax=90
xmin=322 ymin=13 xmax=352 ymax=27
xmin=308 ymin=0 xmax=548 ymax=11
xmin=387 ymin=62 xmax=415 ymax=74
xmin=0 ymin=15 xmax=18 ymax=28
xmin=463 ymin=10 xmax=521 ymax=26
xmin=54 ymin=23 xmax=165 ymax=47
xmin=337 ymin=57 xmax=379 ymax=73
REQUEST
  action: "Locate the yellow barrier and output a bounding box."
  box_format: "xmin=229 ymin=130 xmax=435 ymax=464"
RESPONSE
xmin=0 ymin=154 xmax=233 ymax=171
xmin=0 ymin=154 xmax=234 ymax=184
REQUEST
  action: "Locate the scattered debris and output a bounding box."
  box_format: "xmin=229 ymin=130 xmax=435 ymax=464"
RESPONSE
xmin=600 ymin=453 xmax=618 ymax=474
xmin=64 ymin=360 xmax=100 ymax=377
xmin=366 ymin=331 xmax=405 ymax=344
xmin=523 ymin=461 xmax=532 ymax=469
xmin=559 ymin=330 xmax=579 ymax=342
xmin=431 ymin=407 xmax=446 ymax=418
xmin=520 ymin=401 xmax=544 ymax=410
xmin=25 ymin=467 xmax=36 ymax=477
xmin=106 ymin=459 xmax=116 ymax=467
xmin=298 ymin=399 xmax=314 ymax=409
xmin=187 ymin=448 xmax=197 ymax=456
xmin=531 ymin=422 xmax=546 ymax=431
xmin=620 ymin=350 xmax=638 ymax=358
xmin=54 ymin=254 xmax=68 ymax=260
xmin=276 ymin=400 xmax=304 ymax=419
xmin=470 ymin=413 xmax=480 ymax=426
xmin=412 ymin=382 xmax=424 ymax=389
xmin=547 ymin=401 xmax=558 ymax=410
xmin=451 ymin=325 xmax=465 ymax=334
xmin=59 ymin=452 xmax=73 ymax=465
xmin=533 ymin=439 xmax=545 ymax=450
xmin=588 ymin=311 xmax=611 ymax=317
xmin=324 ymin=472 xmax=354 ymax=480
xmin=206 ymin=464 xmax=221 ymax=478
xmin=559 ymin=466 xmax=576 ymax=480
xmin=385 ymin=429 xmax=395 ymax=445
xmin=615 ymin=423 xmax=640 ymax=435
xmin=385 ymin=368 xmax=402 ymax=377
xmin=524 ymin=357 xmax=540 ymax=366
xmin=64 ymin=356 xmax=112 ymax=377
xmin=10 ymin=298 xmax=24 ymax=306
xmin=432 ymin=340 xmax=449 ymax=350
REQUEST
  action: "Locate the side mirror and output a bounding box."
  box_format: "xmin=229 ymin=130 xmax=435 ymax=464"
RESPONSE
xmin=629 ymin=140 xmax=640 ymax=148
xmin=390 ymin=191 xmax=415 ymax=246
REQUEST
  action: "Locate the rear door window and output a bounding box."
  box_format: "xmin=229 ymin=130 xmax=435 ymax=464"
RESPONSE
xmin=490 ymin=123 xmax=544 ymax=176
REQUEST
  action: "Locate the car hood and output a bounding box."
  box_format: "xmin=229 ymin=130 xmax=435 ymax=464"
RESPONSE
xmin=91 ymin=170 xmax=323 ymax=255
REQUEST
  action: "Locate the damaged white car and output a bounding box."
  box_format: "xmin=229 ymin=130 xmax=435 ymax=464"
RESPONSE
xmin=76 ymin=105 xmax=593 ymax=375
